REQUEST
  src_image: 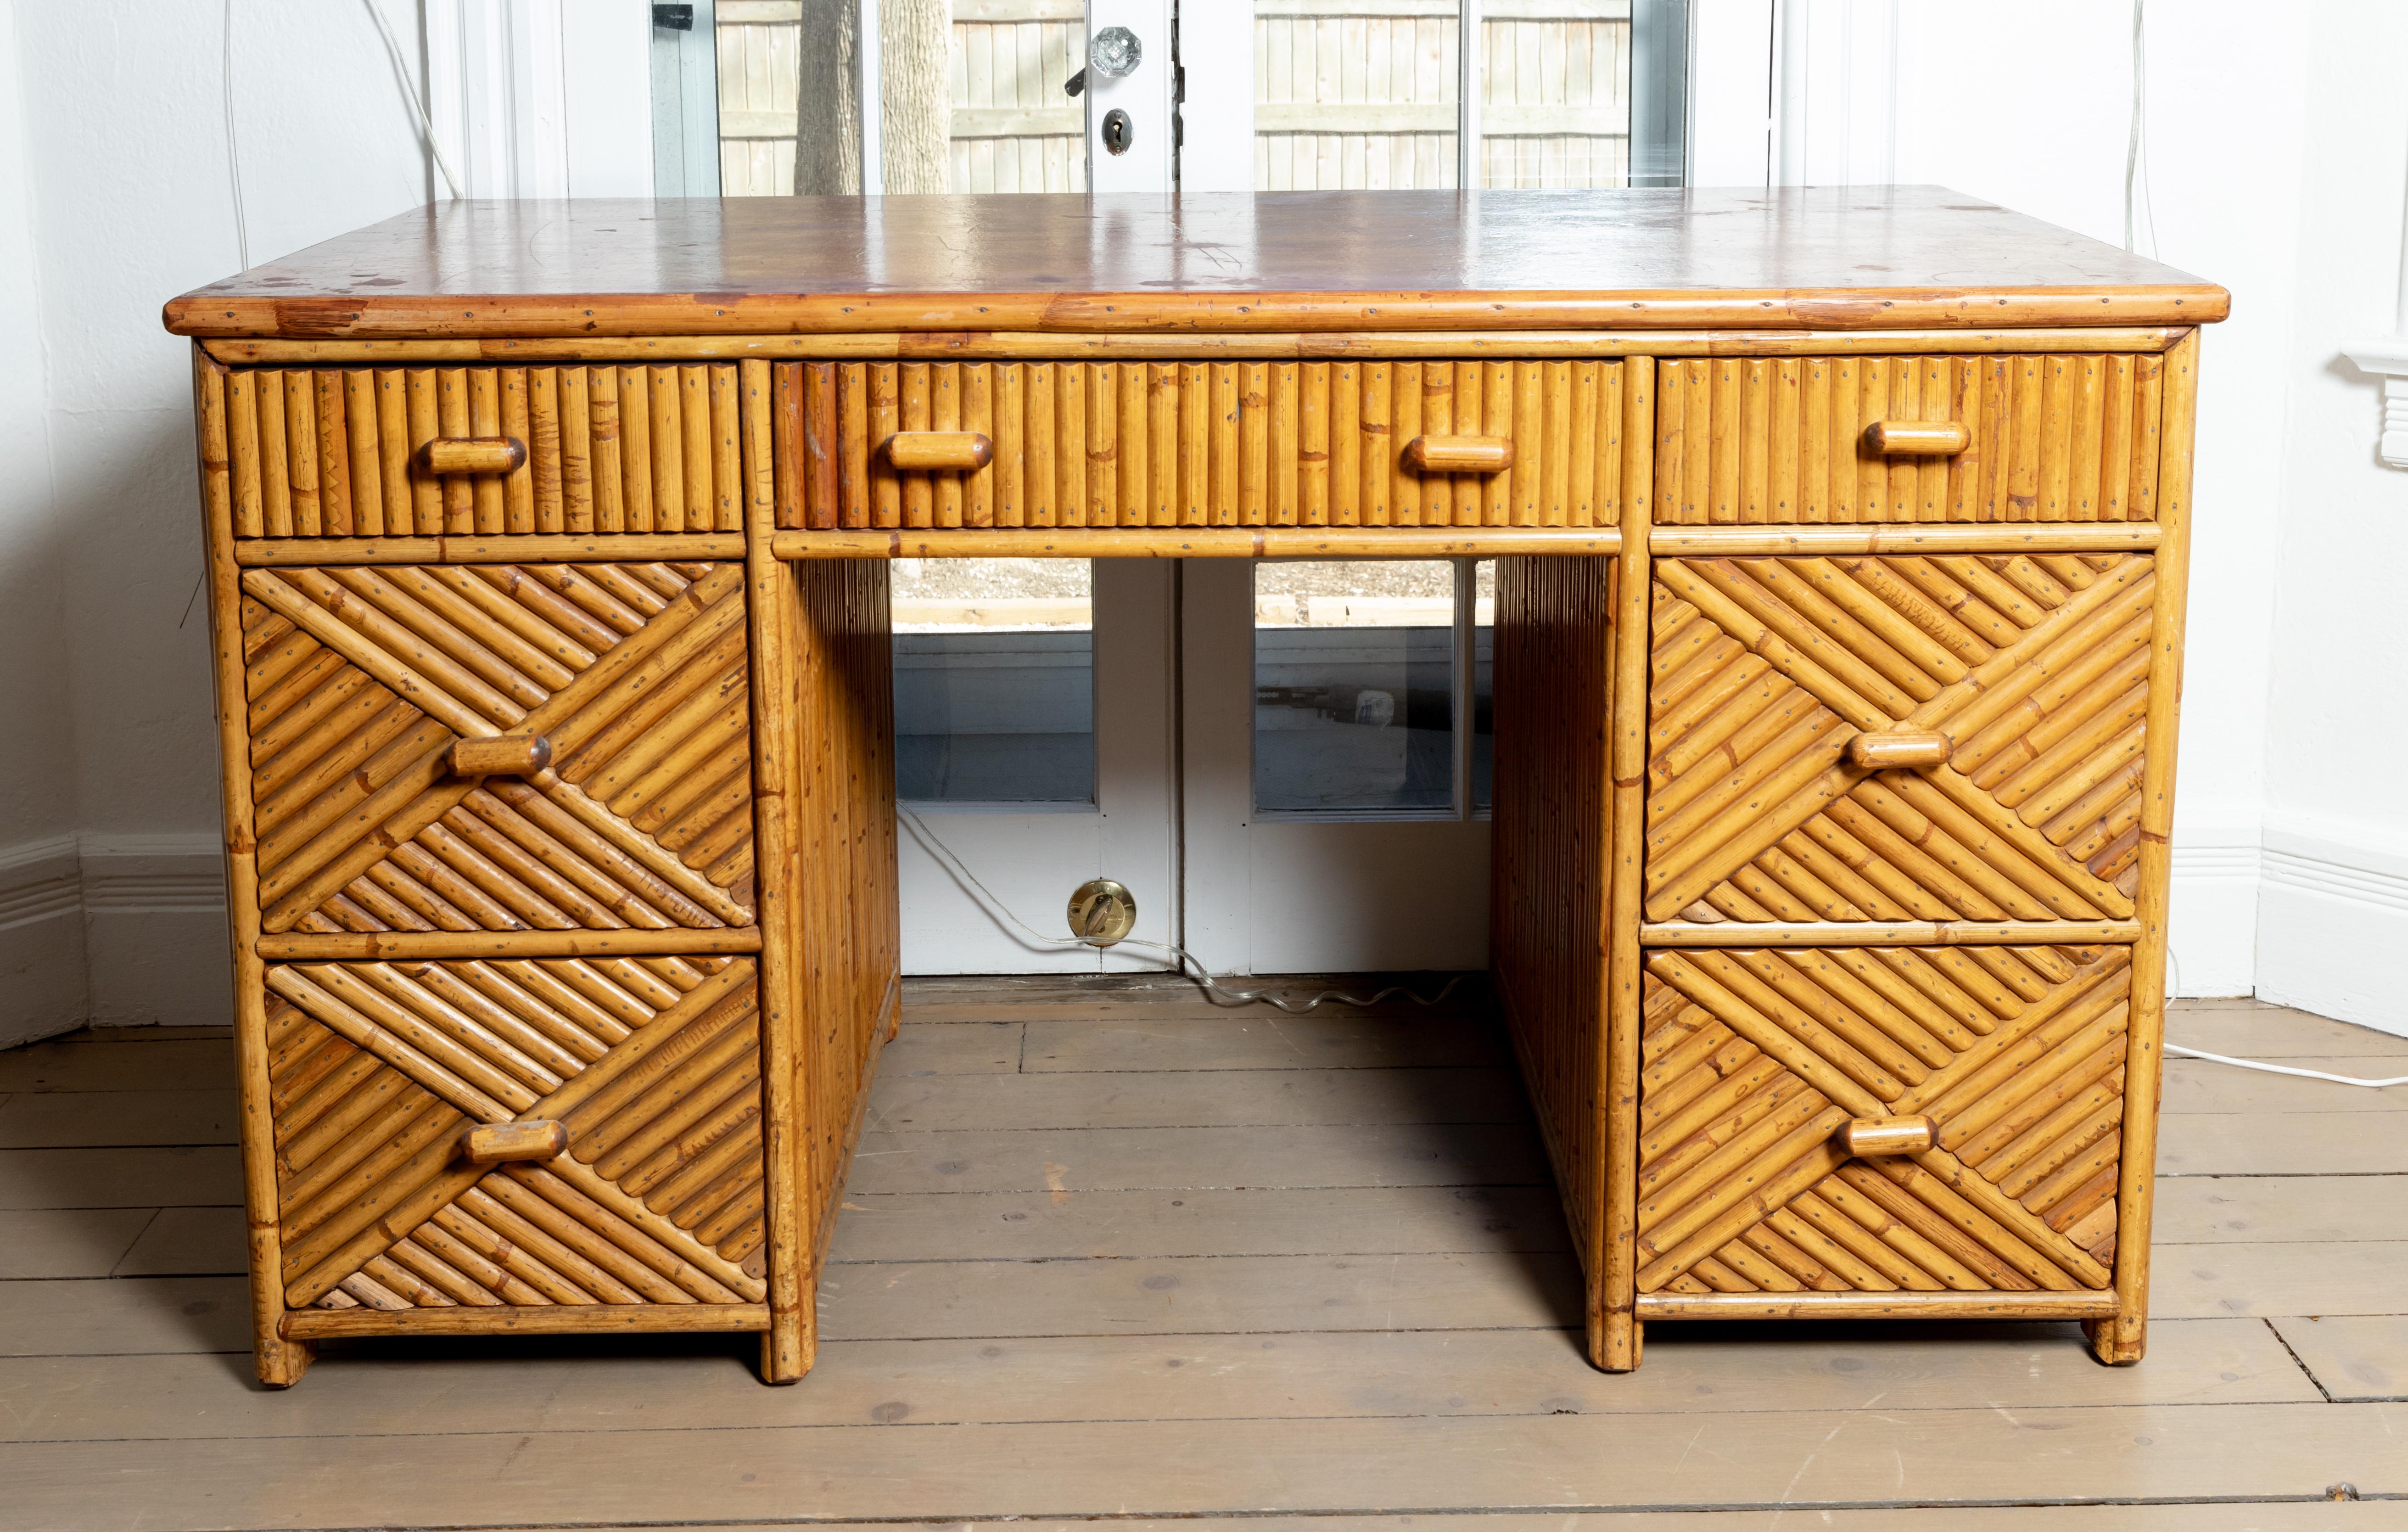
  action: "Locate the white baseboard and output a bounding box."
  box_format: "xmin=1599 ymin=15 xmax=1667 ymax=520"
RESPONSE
xmin=2255 ymin=817 xmax=2408 ymax=1039
xmin=79 ymin=834 xmax=229 ymax=1028
xmin=0 ymin=832 xmax=228 ymax=1046
xmin=0 ymin=836 xmax=89 ymax=1049
xmin=2168 ymin=826 xmax=2262 ymax=999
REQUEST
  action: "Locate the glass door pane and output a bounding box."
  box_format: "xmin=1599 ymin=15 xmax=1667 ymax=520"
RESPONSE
xmin=1253 ymin=561 xmax=1458 ymax=815
xmin=894 ymin=558 xmax=1096 ymax=805
xmin=713 ymin=0 xmax=1089 ymax=196
xmin=1472 ymin=1 xmax=1631 ymax=188
xmin=1254 ymin=2 xmax=1462 ymax=189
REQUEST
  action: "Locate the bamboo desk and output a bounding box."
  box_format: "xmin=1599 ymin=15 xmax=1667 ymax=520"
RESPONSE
xmin=164 ymin=188 xmax=2225 ymax=1386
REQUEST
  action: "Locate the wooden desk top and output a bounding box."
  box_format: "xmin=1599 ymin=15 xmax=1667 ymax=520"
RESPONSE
xmin=163 ymin=187 xmax=2225 ymax=340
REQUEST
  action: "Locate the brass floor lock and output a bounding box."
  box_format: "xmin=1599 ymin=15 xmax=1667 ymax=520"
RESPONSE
xmin=1068 ymin=879 xmax=1137 ymax=945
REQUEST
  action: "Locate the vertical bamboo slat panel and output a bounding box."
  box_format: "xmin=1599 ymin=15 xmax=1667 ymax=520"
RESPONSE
xmin=790 ymin=555 xmax=901 ymax=1286
xmin=1490 ymin=552 xmax=1613 ymax=1331
xmin=1654 ymin=354 xmax=2165 ymax=524
xmin=225 ymin=365 xmax=760 ymax=543
xmin=797 ymin=358 xmax=1630 ymax=530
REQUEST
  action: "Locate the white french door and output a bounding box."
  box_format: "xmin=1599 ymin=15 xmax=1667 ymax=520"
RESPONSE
xmin=626 ymin=0 xmax=1693 ymax=975
xmin=896 ymin=561 xmax=1179 ymax=973
xmin=1177 ymin=561 xmax=1494 ymax=978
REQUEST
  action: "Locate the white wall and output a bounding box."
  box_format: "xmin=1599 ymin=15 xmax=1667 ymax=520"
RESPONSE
xmin=2252 ymin=0 xmax=2408 ymax=1030
xmin=1892 ymin=0 xmax=2303 ymax=1003
xmin=1727 ymin=0 xmax=2408 ymax=1024
xmin=0 ymin=0 xmax=441 ymax=1041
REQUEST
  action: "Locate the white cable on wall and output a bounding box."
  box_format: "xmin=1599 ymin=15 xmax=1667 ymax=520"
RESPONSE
xmin=2123 ymin=0 xmax=2157 ymax=257
xmin=223 ymin=0 xmax=250 ymax=269
xmin=364 ymin=0 xmax=466 ymax=201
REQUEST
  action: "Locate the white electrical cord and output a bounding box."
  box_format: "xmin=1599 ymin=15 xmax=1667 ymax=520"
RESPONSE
xmin=897 ymin=805 xmax=1465 ymax=1015
xmin=2165 ymin=1044 xmax=2408 ymax=1089
xmin=223 ymin=0 xmax=249 ymax=270
xmin=2122 ymin=0 xmax=2157 ymax=257
xmin=364 ymin=0 xmax=466 ymax=201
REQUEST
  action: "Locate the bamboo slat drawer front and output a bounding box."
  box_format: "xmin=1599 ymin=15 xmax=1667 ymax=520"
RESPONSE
xmin=239 ymin=560 xmax=757 ymax=937
xmin=1645 ymin=550 xmax=2153 ymax=931
xmin=265 ymin=952 xmax=769 ymax=1313
xmin=1635 ymin=944 xmax=2129 ymax=1303
xmin=1655 ymin=354 xmax=2164 ymax=525
xmin=224 ymin=365 xmax=748 ymax=538
xmin=772 ymin=358 xmax=1636 ymax=530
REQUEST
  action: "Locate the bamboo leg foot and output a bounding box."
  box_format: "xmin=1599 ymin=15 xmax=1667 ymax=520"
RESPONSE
xmin=256 ymin=1335 xmax=313 ymax=1389
xmin=1591 ymin=1313 xmax=1641 ymax=1373
xmin=2086 ymin=1315 xmax=2145 ymax=1366
xmin=759 ymin=1314 xmax=811 ymax=1385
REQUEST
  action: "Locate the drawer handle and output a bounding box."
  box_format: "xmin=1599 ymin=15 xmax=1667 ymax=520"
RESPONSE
xmin=418 ymin=436 xmax=529 ymax=475
xmin=462 ymin=1120 xmax=569 ymax=1167
xmin=884 ymin=432 xmax=994 ymax=471
xmin=1402 ymin=435 xmax=1515 ymax=473
xmin=1845 ymin=729 xmax=1951 ymax=770
xmin=450 ymin=734 xmax=554 ymax=777
xmin=1837 ymin=1115 xmax=1937 ymax=1156
xmin=1863 ymin=420 xmax=1971 ymax=456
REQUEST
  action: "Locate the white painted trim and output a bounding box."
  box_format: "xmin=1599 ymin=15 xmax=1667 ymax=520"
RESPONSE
xmin=2344 ymin=339 xmax=2408 ymax=469
xmin=1686 ymin=0 xmax=1775 ymax=186
xmin=0 ymin=837 xmax=92 ymax=1048
xmin=2256 ymin=817 xmax=2408 ymax=1037
xmin=1771 ymin=0 xmax=1897 ymax=186
xmin=1175 ymin=0 xmax=1254 ymax=193
xmin=426 ymin=0 xmax=588 ymax=200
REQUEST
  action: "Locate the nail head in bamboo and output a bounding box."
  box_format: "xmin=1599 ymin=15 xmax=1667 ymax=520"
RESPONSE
xmin=461 ymin=1119 xmax=569 ymax=1167
xmin=418 ymin=436 xmax=529 ymax=475
xmin=448 ymin=734 xmax=554 ymax=777
xmin=1844 ymin=729 xmax=1952 ymax=770
xmin=1402 ymin=433 xmax=1513 ymax=474
xmin=1837 ymin=1115 xmax=1938 ymax=1156
xmin=883 ymin=432 xmax=994 ymax=474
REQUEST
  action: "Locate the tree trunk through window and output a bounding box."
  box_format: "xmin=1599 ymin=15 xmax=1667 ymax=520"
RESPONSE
xmin=790 ymin=0 xmax=862 ymax=195
xmin=880 ymin=0 xmax=951 ymax=193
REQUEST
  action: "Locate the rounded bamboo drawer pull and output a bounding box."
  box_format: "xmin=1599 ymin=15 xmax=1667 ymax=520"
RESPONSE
xmin=462 ymin=1120 xmax=569 ymax=1167
xmin=1401 ymin=435 xmax=1515 ymax=473
xmin=884 ymin=432 xmax=994 ymax=471
xmin=417 ymin=436 xmax=529 ymax=475
xmin=449 ymin=734 xmax=554 ymax=777
xmin=1845 ymin=729 xmax=1952 ymax=770
xmin=1837 ymin=1115 xmax=1937 ymax=1156
xmin=1862 ymin=420 xmax=1971 ymax=455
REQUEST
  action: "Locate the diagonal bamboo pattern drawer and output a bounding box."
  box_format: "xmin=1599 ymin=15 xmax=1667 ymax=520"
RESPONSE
xmin=1636 ymin=944 xmax=2128 ymax=1299
xmin=239 ymin=559 xmax=756 ymax=936
xmin=1655 ymin=353 xmax=2164 ymax=525
xmin=223 ymin=364 xmax=749 ymax=538
xmin=1645 ymin=550 xmax=2153 ymax=930
xmin=265 ymin=951 xmax=770 ymax=1312
xmin=770 ymin=358 xmax=1638 ymax=530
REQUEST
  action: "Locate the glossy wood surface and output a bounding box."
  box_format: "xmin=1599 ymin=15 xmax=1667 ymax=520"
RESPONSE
xmin=163 ymin=189 xmax=2228 ymax=339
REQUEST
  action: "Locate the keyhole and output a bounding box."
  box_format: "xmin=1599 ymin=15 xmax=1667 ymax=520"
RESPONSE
xmin=1102 ymin=109 xmax=1134 ymax=157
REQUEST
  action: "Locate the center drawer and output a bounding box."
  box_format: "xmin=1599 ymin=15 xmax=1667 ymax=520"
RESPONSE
xmin=236 ymin=559 xmax=756 ymax=937
xmin=773 ymin=358 xmax=1641 ymax=531
xmin=1645 ymin=549 xmax=2154 ymax=933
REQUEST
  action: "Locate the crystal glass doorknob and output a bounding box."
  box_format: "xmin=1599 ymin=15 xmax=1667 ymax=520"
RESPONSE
xmin=1090 ymin=26 xmax=1141 ymax=79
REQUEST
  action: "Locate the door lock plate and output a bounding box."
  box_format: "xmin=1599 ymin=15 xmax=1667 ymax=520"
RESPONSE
xmin=1068 ymin=879 xmax=1138 ymax=945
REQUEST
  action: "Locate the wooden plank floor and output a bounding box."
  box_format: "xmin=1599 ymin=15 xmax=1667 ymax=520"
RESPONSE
xmin=3 ymin=985 xmax=2406 ymax=1529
